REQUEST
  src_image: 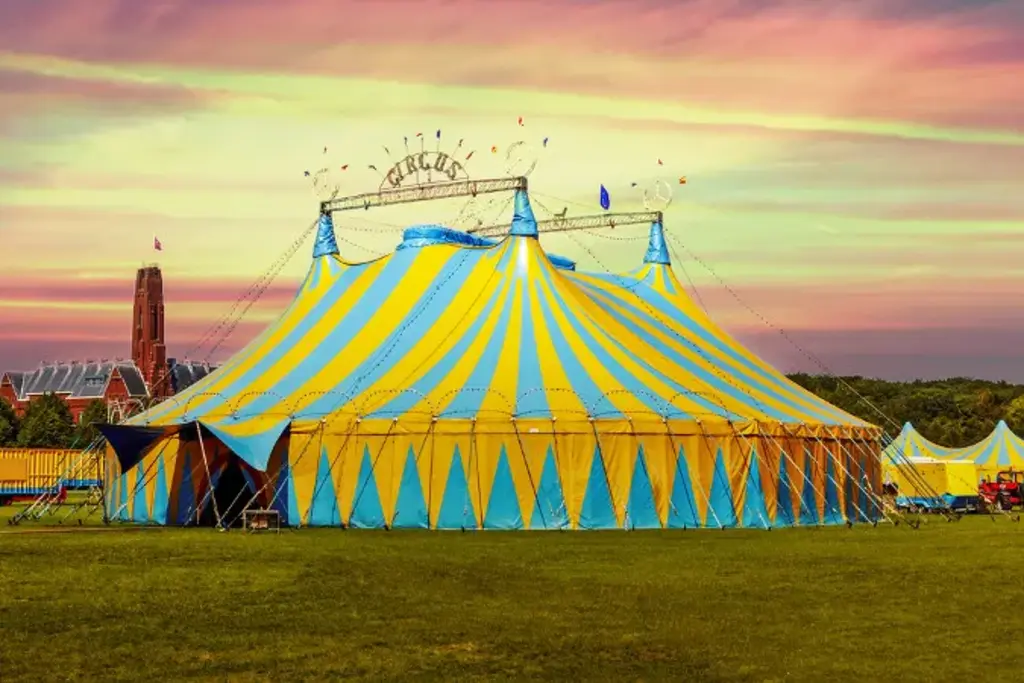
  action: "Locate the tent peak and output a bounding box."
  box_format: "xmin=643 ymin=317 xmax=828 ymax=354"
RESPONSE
xmin=509 ymin=189 xmax=538 ymax=238
xmin=313 ymin=210 xmax=340 ymax=258
xmin=643 ymin=220 xmax=671 ymax=265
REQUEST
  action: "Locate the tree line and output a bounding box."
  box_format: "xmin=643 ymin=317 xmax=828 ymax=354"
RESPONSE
xmin=788 ymin=374 xmax=1024 ymax=447
xmin=0 ymin=394 xmax=107 ymax=449
xmin=2 ymin=376 xmax=1023 ymax=450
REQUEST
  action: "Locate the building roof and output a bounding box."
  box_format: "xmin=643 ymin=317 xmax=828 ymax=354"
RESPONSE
xmin=1 ymin=372 xmax=26 ymax=395
xmin=6 ymin=361 xmax=150 ymax=401
xmin=167 ymin=359 xmax=217 ymax=394
xmin=1 ymin=358 xmax=218 ymax=403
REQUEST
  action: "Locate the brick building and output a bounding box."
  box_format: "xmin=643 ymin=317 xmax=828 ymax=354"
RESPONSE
xmin=0 ymin=266 xmax=215 ymax=423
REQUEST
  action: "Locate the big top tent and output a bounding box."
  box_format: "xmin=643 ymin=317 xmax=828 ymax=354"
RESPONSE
xmin=101 ymin=185 xmax=884 ymax=530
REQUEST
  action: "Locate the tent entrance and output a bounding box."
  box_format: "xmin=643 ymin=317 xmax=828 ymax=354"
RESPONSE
xmin=198 ymin=458 xmax=257 ymax=528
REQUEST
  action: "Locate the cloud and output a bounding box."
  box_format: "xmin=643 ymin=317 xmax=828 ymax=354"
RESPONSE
xmin=1 ymin=0 xmax=1023 ymax=381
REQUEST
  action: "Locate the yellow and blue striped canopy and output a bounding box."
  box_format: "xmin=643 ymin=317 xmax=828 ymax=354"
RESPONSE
xmin=885 ymin=421 xmax=1024 ymax=472
xmin=883 ymin=422 xmax=964 ymax=463
xmin=110 ymin=190 xmax=876 ymax=474
xmin=937 ymin=421 xmax=1024 ymax=472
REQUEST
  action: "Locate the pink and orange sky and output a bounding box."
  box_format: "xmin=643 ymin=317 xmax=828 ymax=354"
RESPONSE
xmin=1 ymin=0 xmax=1022 ymax=381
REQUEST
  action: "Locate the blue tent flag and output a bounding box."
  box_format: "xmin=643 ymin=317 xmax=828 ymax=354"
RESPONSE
xmin=599 ymin=185 xmax=610 ymax=211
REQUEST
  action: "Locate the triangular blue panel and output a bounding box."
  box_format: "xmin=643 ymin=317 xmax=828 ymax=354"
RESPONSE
xmin=799 ymin=449 xmax=819 ymax=526
xmin=530 ymin=446 xmax=568 ymax=530
xmin=270 ymin=456 xmax=300 ymax=526
xmin=286 ymin=465 xmax=299 ymax=527
xmin=177 ymin=452 xmax=195 ymax=525
xmin=308 ymin=446 xmax=341 ymax=527
xmin=131 ymin=465 xmax=149 ymax=523
xmin=117 ymin=471 xmax=129 ymax=521
xmin=483 ymin=446 xmax=523 ymax=530
xmin=707 ymin=448 xmax=737 ymax=528
xmin=105 ymin=471 xmax=115 ymax=520
xmin=393 ymin=446 xmax=429 ymax=529
xmin=776 ymin=455 xmax=794 ymax=527
xmin=98 ymin=424 xmax=166 ymax=473
xmin=579 ymin=446 xmax=617 ymax=529
xmin=741 ymin=450 xmax=770 ymax=529
xmin=844 ymin=451 xmax=856 ymax=524
xmin=626 ymin=447 xmax=660 ymax=529
xmin=350 ymin=445 xmax=385 ymax=529
xmin=313 ymin=211 xmax=340 ymax=258
xmin=240 ymin=467 xmax=257 ymax=499
xmin=667 ymin=446 xmax=700 ymax=529
xmin=200 ymin=419 xmax=290 ymax=472
xmin=510 ymin=190 xmax=538 ymax=237
xmin=152 ymin=454 xmax=169 ymax=526
xmin=643 ymin=221 xmax=671 ymax=265
xmin=823 ymin=455 xmax=844 ymax=525
xmin=437 ymin=447 xmax=476 ymax=530
xmin=858 ymin=459 xmax=871 ymax=523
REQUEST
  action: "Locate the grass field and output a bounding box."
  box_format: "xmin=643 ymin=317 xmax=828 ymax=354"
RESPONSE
xmin=1 ymin=506 xmax=1021 ymax=682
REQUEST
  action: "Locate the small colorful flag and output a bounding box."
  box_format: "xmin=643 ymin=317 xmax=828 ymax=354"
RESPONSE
xmin=599 ymin=185 xmax=610 ymax=211
xmin=340 ymin=164 xmax=349 ymax=171
xmin=466 ymin=151 xmax=475 ymax=160
xmin=678 ymin=176 xmax=688 ymax=184
xmin=542 ymin=137 xmax=549 ymax=147
xmin=630 ymin=182 xmax=637 ymax=187
xmin=518 ymin=116 xmax=524 ymax=126
xmin=436 ymin=129 xmax=441 ymax=139
xmin=323 ymin=146 xmax=327 ymax=154
xmin=657 ymin=159 xmax=663 ymax=165
xmin=491 ymin=145 xmax=498 ymax=153
xmin=368 ymin=164 xmax=378 ymax=171
xmin=303 ymin=170 xmax=310 ymax=177
xmin=153 ymin=236 xmax=163 ymax=251
xmin=416 ymin=132 xmax=423 ymax=137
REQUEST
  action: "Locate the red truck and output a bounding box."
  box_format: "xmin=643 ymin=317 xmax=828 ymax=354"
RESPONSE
xmin=978 ymin=470 xmax=1024 ymax=511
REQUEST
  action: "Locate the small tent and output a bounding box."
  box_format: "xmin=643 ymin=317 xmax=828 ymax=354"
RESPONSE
xmin=942 ymin=421 xmax=1024 ymax=480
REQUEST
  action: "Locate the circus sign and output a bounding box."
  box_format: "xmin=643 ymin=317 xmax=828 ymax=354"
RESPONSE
xmin=373 ymin=131 xmax=480 ymax=190
xmin=383 ymin=151 xmax=468 ymax=188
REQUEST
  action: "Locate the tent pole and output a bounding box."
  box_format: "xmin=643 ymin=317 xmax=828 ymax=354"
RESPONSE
xmin=195 ymin=423 xmax=223 ymax=528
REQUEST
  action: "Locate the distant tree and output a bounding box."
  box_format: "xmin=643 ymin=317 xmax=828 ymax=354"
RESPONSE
xmin=74 ymin=400 xmax=108 ymax=447
xmin=1006 ymin=396 xmax=1024 ymax=436
xmin=787 ymin=374 xmax=1024 ymax=447
xmin=16 ymin=393 xmax=75 ymax=449
xmin=0 ymin=397 xmax=18 ymax=446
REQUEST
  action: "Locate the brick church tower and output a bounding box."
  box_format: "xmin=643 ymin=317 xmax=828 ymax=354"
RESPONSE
xmin=132 ymin=266 xmax=169 ymax=398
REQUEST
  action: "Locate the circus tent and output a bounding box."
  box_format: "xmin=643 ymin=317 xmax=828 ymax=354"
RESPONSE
xmin=934 ymin=420 xmax=1024 ymax=477
xmin=883 ymin=422 xmax=965 ymax=462
xmin=101 ymin=189 xmax=883 ymax=530
xmin=881 ymin=425 xmax=978 ymax=510
xmin=881 ymin=421 xmax=1024 ymax=510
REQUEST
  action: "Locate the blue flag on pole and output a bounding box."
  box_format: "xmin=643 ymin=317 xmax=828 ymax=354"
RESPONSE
xmin=599 ymin=184 xmax=610 ymax=211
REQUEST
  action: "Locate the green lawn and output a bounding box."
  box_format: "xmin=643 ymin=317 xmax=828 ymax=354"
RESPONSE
xmin=0 ymin=511 xmax=1018 ymax=682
